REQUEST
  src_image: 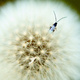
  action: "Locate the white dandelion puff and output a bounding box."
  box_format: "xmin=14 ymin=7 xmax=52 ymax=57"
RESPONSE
xmin=0 ymin=1 xmax=80 ymax=80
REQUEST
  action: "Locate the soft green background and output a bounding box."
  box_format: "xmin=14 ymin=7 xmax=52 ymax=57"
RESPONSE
xmin=63 ymin=0 xmax=80 ymax=16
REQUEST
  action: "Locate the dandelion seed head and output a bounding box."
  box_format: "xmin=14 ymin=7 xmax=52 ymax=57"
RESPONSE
xmin=4 ymin=25 xmax=58 ymax=79
xmin=0 ymin=1 xmax=80 ymax=80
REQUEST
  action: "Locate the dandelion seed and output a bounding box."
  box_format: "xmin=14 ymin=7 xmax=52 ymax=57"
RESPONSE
xmin=30 ymin=48 xmax=34 ymax=53
xmin=40 ymin=50 xmax=46 ymax=54
xmin=29 ymin=36 xmax=33 ymax=40
xmin=37 ymin=41 xmax=42 ymax=45
xmin=15 ymin=37 xmax=20 ymax=41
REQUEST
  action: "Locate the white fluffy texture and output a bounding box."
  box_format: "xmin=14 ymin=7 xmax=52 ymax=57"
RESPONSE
xmin=0 ymin=1 xmax=80 ymax=80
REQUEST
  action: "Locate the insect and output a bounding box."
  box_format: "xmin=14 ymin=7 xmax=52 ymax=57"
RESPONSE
xmin=49 ymin=11 xmax=66 ymax=32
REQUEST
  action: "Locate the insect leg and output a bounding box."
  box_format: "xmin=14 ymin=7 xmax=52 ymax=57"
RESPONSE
xmin=50 ymin=26 xmax=52 ymax=29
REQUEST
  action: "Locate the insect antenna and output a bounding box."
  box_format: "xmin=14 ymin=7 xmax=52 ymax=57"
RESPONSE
xmin=57 ymin=17 xmax=67 ymax=23
xmin=53 ymin=11 xmax=57 ymax=22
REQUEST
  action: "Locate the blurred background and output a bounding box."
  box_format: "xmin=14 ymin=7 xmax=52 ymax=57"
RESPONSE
xmin=0 ymin=0 xmax=80 ymax=17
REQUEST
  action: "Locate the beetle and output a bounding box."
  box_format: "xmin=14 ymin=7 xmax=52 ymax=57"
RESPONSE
xmin=49 ymin=11 xmax=66 ymax=32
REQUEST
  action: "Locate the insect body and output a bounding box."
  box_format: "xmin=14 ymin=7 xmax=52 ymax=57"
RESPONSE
xmin=49 ymin=11 xmax=66 ymax=32
xmin=50 ymin=22 xmax=57 ymax=32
